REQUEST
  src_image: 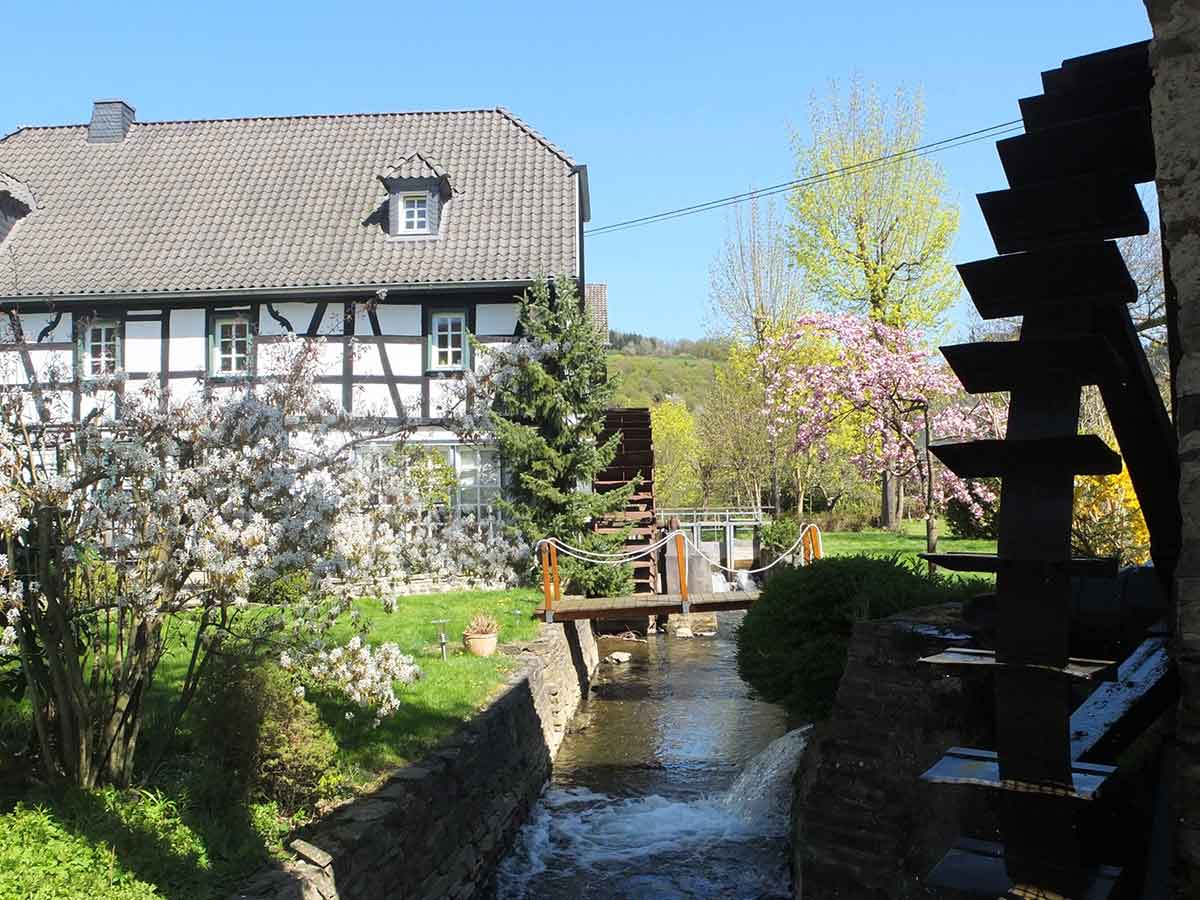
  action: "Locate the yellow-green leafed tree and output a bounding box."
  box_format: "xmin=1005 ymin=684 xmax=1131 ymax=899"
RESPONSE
xmin=790 ymin=77 xmax=960 ymax=329
xmin=651 ymin=401 xmax=703 ymax=508
xmin=699 ymin=345 xmax=773 ymax=509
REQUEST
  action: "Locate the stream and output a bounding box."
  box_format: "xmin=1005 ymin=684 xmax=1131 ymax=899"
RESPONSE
xmin=494 ymin=612 xmax=808 ymax=899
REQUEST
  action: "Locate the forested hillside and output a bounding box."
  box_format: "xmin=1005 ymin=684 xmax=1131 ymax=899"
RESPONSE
xmin=608 ymin=352 xmax=717 ymax=412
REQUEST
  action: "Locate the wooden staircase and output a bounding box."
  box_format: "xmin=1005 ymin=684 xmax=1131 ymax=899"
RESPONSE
xmin=594 ymin=408 xmax=658 ymax=594
xmin=917 ymin=40 xmax=1180 ymax=898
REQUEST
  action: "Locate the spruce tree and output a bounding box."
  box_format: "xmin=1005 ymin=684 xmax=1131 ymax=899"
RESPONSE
xmin=486 ymin=276 xmax=635 ymax=595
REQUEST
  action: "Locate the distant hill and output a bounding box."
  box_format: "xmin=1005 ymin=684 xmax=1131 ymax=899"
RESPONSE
xmin=608 ymin=353 xmax=717 ymax=413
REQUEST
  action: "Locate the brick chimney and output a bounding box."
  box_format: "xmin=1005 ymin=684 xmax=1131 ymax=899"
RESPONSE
xmin=88 ymin=99 xmax=135 ymax=143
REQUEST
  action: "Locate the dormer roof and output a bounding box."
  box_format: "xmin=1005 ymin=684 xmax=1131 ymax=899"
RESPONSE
xmin=0 ymin=171 xmax=34 ymax=213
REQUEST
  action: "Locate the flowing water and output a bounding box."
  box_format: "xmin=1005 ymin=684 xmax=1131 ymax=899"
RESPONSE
xmin=495 ymin=613 xmax=809 ymax=899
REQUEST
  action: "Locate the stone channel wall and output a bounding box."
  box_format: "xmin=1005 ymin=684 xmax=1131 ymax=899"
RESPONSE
xmin=234 ymin=620 xmax=598 ymax=900
xmin=792 ymin=604 xmax=994 ymax=899
xmin=1145 ymin=3 xmax=1200 ymax=894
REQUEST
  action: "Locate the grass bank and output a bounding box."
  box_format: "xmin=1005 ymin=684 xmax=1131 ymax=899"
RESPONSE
xmin=0 ymin=587 xmax=543 ymax=900
xmin=822 ymin=518 xmax=996 ymax=567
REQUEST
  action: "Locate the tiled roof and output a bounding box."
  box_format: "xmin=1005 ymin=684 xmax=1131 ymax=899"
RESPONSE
xmin=584 ymin=281 xmax=608 ymax=339
xmin=377 ymin=151 xmax=446 ymax=184
xmin=0 ymin=171 xmax=34 ymax=211
xmin=0 ymin=107 xmax=580 ymax=299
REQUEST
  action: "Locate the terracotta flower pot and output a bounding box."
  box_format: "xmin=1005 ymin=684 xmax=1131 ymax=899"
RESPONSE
xmin=463 ymin=632 xmax=498 ymax=657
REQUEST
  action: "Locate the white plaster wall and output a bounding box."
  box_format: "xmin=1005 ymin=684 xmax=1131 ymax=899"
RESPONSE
xmin=20 ymin=312 xmax=70 ymax=343
xmin=397 ymin=383 xmax=421 ymax=417
xmin=355 ymin=341 xmax=386 ymax=376
xmin=260 ymin=302 xmax=312 ymax=336
xmin=170 ymin=310 xmax=207 ymax=371
xmin=29 ymin=347 xmax=72 ymax=381
xmin=387 ymin=343 xmax=423 ymax=376
xmin=80 ymin=390 xmax=118 ymax=421
xmin=354 ymin=384 xmax=393 ymax=416
xmin=476 ymin=303 xmax=519 ymax=335
xmin=168 ymin=376 xmax=204 ymax=401
xmin=125 ymin=320 xmax=162 ymax=373
xmin=311 ymin=305 xmax=342 ymax=336
xmin=377 ymin=305 xmax=421 ymax=335
xmin=428 ymin=378 xmax=460 ymax=418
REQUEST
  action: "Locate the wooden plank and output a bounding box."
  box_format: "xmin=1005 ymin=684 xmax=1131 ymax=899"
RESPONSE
xmin=927 ymin=837 xmax=1120 ymax=900
xmin=920 ymin=747 xmax=1114 ymax=800
xmin=998 ymin=106 xmax=1153 ymax=187
xmin=929 ymin=435 xmax=1121 ymax=479
xmin=957 ymin=241 xmax=1134 ymax=320
xmin=1070 ymin=636 xmax=1174 ymax=761
xmin=979 ymin=173 xmax=1148 ymax=254
xmin=941 ymin=336 xmax=1126 ymax=394
xmin=918 ymin=552 xmax=1118 ymax=578
xmin=919 ymin=647 xmax=1115 ymax=681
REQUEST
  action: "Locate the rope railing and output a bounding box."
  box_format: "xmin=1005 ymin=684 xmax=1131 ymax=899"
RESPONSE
xmin=533 ymin=523 xmax=824 ymax=616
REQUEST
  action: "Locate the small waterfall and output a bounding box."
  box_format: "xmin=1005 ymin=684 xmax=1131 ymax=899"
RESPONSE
xmin=496 ymin=726 xmax=811 ymax=897
xmin=721 ymin=725 xmax=813 ymax=830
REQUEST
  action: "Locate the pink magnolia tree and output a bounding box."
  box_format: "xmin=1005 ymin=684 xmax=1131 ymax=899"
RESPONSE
xmin=760 ymin=312 xmax=1004 ymax=556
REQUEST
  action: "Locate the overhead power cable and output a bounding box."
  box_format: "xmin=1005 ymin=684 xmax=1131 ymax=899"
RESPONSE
xmin=585 ymin=118 xmax=1024 ymax=237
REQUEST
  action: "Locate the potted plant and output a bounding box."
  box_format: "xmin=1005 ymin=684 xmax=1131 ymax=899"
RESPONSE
xmin=463 ymin=613 xmax=500 ymax=657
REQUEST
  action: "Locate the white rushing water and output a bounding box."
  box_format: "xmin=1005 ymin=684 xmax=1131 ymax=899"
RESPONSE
xmin=496 ymin=725 xmax=812 ymax=898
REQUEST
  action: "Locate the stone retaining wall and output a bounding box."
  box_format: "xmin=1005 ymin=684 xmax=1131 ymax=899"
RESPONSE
xmin=792 ymin=604 xmax=994 ymax=899
xmin=234 ymin=619 xmax=598 ymax=900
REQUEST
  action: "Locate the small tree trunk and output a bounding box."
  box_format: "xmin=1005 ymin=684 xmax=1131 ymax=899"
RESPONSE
xmin=880 ymin=472 xmax=897 ymax=529
xmin=924 ymin=409 xmax=938 ymax=575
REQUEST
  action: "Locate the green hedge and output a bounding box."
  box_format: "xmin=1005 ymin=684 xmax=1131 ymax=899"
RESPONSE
xmin=736 ymin=555 xmax=987 ymax=719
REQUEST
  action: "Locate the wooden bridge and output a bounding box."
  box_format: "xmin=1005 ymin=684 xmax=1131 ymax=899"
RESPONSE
xmin=533 ymin=526 xmax=821 ymax=623
xmin=533 ymin=589 xmax=761 ymax=623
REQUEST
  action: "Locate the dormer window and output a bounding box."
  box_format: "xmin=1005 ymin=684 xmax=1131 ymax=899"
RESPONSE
xmin=403 ymin=194 xmax=429 ymax=234
xmin=377 ymin=153 xmax=452 ymax=239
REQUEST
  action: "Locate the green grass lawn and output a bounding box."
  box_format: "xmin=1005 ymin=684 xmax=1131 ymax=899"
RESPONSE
xmin=0 ymin=587 xmax=544 ymax=900
xmin=821 ymin=518 xmax=997 ymax=571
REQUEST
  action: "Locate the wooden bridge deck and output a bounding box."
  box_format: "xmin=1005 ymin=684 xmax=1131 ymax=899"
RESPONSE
xmin=534 ymin=590 xmax=760 ymax=622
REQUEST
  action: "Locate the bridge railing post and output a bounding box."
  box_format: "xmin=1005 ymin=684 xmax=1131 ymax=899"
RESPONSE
xmin=674 ymin=531 xmax=689 ymax=614
xmin=549 ymin=543 xmax=562 ymax=607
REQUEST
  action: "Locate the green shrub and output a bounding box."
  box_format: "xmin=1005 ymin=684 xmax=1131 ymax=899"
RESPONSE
xmin=561 ymin=533 xmax=635 ymax=598
xmin=761 ymin=517 xmax=801 ymax=554
xmin=736 ymin=555 xmax=987 ymax=719
xmin=191 ymin=660 xmax=340 ymax=814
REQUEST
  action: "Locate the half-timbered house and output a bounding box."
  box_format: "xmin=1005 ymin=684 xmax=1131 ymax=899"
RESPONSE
xmin=0 ymin=99 xmax=590 ymax=518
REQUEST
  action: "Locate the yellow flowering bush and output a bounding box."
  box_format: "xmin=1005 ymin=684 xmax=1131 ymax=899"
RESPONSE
xmin=1072 ymin=465 xmax=1150 ymax=565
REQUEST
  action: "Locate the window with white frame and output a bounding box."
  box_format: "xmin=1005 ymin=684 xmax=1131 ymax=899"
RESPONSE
xmin=80 ymin=319 xmax=121 ymax=376
xmin=430 ymin=311 xmax=467 ymax=370
xmin=211 ymin=315 xmax=252 ymax=375
xmin=434 ymin=445 xmax=502 ymax=520
xmin=402 ymin=194 xmax=429 ymax=233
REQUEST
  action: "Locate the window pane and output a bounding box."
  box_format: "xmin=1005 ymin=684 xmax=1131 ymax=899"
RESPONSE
xmin=451 ymin=349 xmax=462 ymax=365
xmin=479 ymin=451 xmax=501 ymax=486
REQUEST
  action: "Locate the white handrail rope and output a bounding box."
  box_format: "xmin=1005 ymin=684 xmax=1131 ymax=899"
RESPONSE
xmin=532 ymin=530 xmax=684 ymax=564
xmin=532 ymin=523 xmax=823 ymax=575
xmin=682 ymin=524 xmax=823 ymax=575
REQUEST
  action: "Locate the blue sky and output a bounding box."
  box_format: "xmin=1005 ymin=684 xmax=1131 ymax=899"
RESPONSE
xmin=1 ymin=1 xmax=1151 ymax=340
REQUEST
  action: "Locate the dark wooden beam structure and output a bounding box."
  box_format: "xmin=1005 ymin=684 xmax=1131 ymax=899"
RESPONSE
xmin=917 ymin=40 xmax=1180 ymax=898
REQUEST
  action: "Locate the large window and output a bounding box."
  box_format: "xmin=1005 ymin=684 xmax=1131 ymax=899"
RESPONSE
xmin=402 ymin=194 xmax=428 ymax=233
xmin=429 ymin=312 xmax=467 ymax=371
xmin=211 ymin=315 xmax=252 ymax=375
xmin=80 ymin=319 xmax=121 ymax=377
xmin=453 ymin=446 xmax=501 ymax=519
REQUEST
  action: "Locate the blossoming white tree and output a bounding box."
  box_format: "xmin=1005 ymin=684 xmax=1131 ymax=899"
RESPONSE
xmin=0 ymin=336 xmax=425 ymax=787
